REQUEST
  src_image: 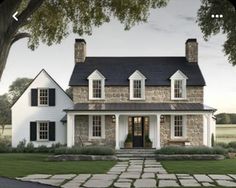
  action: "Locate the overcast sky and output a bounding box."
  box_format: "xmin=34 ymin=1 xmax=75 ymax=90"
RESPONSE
xmin=0 ymin=0 xmax=235 ymax=113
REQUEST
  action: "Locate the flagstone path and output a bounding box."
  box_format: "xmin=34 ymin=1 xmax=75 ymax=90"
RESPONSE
xmin=18 ymin=159 xmax=236 ymax=187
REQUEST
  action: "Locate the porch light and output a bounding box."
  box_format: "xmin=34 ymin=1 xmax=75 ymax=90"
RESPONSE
xmin=112 ymin=115 xmax=116 ymax=123
xmin=160 ymin=115 xmax=165 ymax=123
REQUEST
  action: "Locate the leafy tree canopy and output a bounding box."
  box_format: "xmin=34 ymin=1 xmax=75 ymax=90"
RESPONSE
xmin=216 ymin=113 xmax=236 ymax=124
xmin=0 ymin=94 xmax=11 ymax=126
xmin=0 ymin=0 xmax=168 ymax=78
xmin=197 ymin=0 xmax=236 ymax=65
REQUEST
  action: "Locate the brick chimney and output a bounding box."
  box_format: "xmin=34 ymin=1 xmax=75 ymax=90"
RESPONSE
xmin=74 ymin=39 xmax=86 ymax=63
xmin=185 ymin=38 xmax=198 ymax=63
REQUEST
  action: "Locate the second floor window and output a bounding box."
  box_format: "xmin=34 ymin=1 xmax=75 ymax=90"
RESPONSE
xmin=92 ymin=80 xmax=102 ymax=98
xmin=39 ymin=89 xmax=48 ymax=105
xmin=133 ymin=80 xmax=142 ymax=98
xmin=174 ymin=80 xmax=183 ymax=98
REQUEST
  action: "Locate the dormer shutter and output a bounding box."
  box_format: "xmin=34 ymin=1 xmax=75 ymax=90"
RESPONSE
xmin=31 ymin=89 xmax=38 ymax=106
xmin=49 ymin=89 xmax=56 ymax=106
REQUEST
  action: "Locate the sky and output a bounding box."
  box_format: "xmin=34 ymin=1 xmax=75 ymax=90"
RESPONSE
xmin=0 ymin=0 xmax=236 ymax=113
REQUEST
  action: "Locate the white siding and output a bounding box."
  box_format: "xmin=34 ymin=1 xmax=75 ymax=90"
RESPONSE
xmin=11 ymin=70 xmax=73 ymax=147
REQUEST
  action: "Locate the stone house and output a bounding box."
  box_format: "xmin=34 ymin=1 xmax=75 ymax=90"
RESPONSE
xmin=65 ymin=38 xmax=216 ymax=149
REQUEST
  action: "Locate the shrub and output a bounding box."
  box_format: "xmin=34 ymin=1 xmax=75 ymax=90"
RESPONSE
xmin=228 ymin=141 xmax=236 ymax=149
xmin=155 ymin=146 xmax=226 ymax=155
xmin=36 ymin=145 xmax=50 ymax=153
xmin=16 ymin=139 xmax=26 ymax=152
xmin=215 ymin=142 xmax=229 ymax=148
xmin=25 ymin=142 xmax=35 ymax=153
xmin=0 ymin=137 xmax=11 ymax=153
xmin=54 ymin=146 xmax=115 ymax=155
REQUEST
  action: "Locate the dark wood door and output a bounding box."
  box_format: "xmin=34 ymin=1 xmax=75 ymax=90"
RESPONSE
xmin=132 ymin=117 xmax=144 ymax=148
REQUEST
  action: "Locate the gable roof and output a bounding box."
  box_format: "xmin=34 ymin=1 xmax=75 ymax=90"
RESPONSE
xmin=11 ymin=69 xmax=72 ymax=108
xmin=69 ymin=57 xmax=205 ymax=86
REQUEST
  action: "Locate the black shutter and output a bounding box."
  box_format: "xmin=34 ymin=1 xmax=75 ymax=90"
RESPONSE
xmin=49 ymin=122 xmax=56 ymax=141
xmin=49 ymin=89 xmax=56 ymax=106
xmin=31 ymin=89 xmax=38 ymax=106
xmin=30 ymin=122 xmax=37 ymax=141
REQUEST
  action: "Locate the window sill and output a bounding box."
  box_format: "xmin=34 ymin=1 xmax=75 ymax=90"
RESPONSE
xmin=89 ymin=137 xmax=104 ymax=140
xmin=35 ymin=140 xmax=49 ymax=142
xmin=171 ymin=98 xmax=187 ymax=101
xmin=89 ymin=98 xmax=105 ymax=101
xmin=129 ymin=98 xmax=145 ymax=101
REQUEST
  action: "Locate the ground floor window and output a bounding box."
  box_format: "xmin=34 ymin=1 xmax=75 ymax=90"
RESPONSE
xmin=37 ymin=122 xmax=49 ymax=141
xmin=171 ymin=115 xmax=186 ymax=139
xmin=89 ymin=115 xmax=105 ymax=139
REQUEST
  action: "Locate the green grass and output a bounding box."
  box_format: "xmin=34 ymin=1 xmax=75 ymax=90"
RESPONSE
xmin=0 ymin=153 xmax=116 ymax=178
xmin=162 ymin=158 xmax=236 ymax=174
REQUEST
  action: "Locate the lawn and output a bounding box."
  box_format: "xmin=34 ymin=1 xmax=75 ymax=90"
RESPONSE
xmin=162 ymin=158 xmax=236 ymax=174
xmin=0 ymin=153 xmax=116 ymax=178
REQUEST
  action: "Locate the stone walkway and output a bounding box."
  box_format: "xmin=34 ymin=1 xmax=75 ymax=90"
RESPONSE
xmin=18 ymin=160 xmax=236 ymax=187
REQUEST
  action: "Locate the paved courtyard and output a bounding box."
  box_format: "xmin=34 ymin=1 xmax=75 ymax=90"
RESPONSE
xmin=18 ymin=159 xmax=236 ymax=187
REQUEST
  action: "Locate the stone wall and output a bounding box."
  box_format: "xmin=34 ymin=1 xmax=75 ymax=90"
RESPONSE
xmin=74 ymin=115 xmax=115 ymax=147
xmin=160 ymin=115 xmax=203 ymax=147
xmin=73 ymin=86 xmax=203 ymax=104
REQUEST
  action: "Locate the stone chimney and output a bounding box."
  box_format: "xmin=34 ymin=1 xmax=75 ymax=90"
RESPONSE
xmin=74 ymin=39 xmax=86 ymax=63
xmin=185 ymin=38 xmax=198 ymax=63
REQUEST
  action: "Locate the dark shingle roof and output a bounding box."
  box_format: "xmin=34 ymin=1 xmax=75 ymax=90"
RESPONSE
xmin=69 ymin=57 xmax=205 ymax=86
xmin=64 ymin=103 xmax=215 ymax=112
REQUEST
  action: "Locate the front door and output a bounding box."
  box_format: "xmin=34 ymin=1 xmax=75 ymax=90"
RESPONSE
xmin=132 ymin=117 xmax=144 ymax=148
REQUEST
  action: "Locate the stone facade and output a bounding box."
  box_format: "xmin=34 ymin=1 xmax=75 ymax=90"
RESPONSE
xmin=73 ymin=86 xmax=203 ymax=104
xmin=160 ymin=115 xmax=203 ymax=147
xmin=74 ymin=115 xmax=115 ymax=146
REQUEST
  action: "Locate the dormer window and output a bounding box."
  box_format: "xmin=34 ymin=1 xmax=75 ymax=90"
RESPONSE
xmin=170 ymin=70 xmax=188 ymax=100
xmin=38 ymin=89 xmax=48 ymax=106
xmin=129 ymin=70 xmax=146 ymax=100
xmin=88 ymin=70 xmax=105 ymax=100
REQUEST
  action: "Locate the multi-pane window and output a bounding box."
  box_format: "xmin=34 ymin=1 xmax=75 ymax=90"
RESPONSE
xmin=38 ymin=122 xmax=49 ymax=140
xmin=92 ymin=80 xmax=102 ymax=98
xmin=39 ymin=89 xmax=48 ymax=105
xmin=174 ymin=80 xmax=183 ymax=98
xmin=174 ymin=116 xmax=183 ymax=137
xmin=92 ymin=116 xmax=102 ymax=137
xmin=133 ymin=80 xmax=142 ymax=98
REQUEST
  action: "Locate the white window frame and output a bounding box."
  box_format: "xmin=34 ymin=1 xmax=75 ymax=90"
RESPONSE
xmin=129 ymin=70 xmax=146 ymax=100
xmin=38 ymin=88 xmax=49 ymax=106
xmin=37 ymin=121 xmax=49 ymax=141
xmin=171 ymin=115 xmax=187 ymax=139
xmin=89 ymin=115 xmax=105 ymax=139
xmin=170 ymin=70 xmax=188 ymax=100
xmin=88 ymin=70 xmax=105 ymax=100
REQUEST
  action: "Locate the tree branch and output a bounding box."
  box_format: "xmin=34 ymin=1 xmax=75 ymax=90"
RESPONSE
xmin=11 ymin=32 xmax=31 ymax=46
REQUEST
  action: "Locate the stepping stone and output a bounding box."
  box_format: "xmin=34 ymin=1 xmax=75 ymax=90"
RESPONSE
xmin=177 ymin=174 xmax=194 ymax=179
xmin=91 ymin=174 xmax=117 ymax=180
xmin=116 ymin=179 xmax=133 ymax=183
xmin=83 ymin=180 xmax=113 ymax=188
xmin=114 ymin=182 xmax=131 ymax=188
xmin=209 ymin=175 xmax=232 ymax=180
xmin=157 ymin=174 xmax=176 ymax=180
xmin=179 ymin=179 xmax=201 ymax=187
xmin=73 ymin=174 xmax=91 ymax=183
xmin=142 ymin=173 xmax=155 ymax=178
xmin=110 ymin=167 xmax=127 ymax=172
xmin=134 ymin=179 xmax=156 ymax=188
xmin=144 ymin=168 xmax=159 ymax=173
xmin=31 ymin=179 xmax=64 ymax=186
xmin=193 ymin=174 xmax=213 ymax=182
xmin=120 ymin=172 xmax=141 ymax=179
xmin=216 ymin=180 xmax=236 ymax=187
xmin=202 ymin=182 xmax=216 ymax=187
xmin=228 ymin=174 xmax=236 ymax=180
xmin=61 ymin=182 xmax=81 ymax=188
xmin=107 ymin=171 xmax=122 ymax=175
xmin=21 ymin=174 xmax=51 ymax=180
xmin=50 ymin=174 xmax=76 ymax=179
xmin=158 ymin=180 xmax=180 ymax=187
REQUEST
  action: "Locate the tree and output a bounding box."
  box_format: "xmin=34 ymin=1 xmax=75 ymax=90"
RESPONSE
xmin=0 ymin=94 xmax=11 ymax=134
xmin=9 ymin=77 xmax=32 ymax=104
xmin=197 ymin=0 xmax=236 ymax=65
xmin=0 ymin=0 xmax=168 ymax=79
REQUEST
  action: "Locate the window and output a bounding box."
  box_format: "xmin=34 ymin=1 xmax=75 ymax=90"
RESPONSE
xmin=133 ymin=80 xmax=142 ymax=98
xmin=38 ymin=122 xmax=49 ymax=141
xmin=93 ymin=80 xmax=102 ymax=98
xmin=174 ymin=80 xmax=183 ymax=98
xmin=38 ymin=89 xmax=48 ymax=105
xmin=89 ymin=115 xmax=105 ymax=139
xmin=88 ymin=70 xmax=105 ymax=100
xmin=170 ymin=70 xmax=188 ymax=100
xmin=174 ymin=116 xmax=183 ymax=137
xmin=129 ymin=70 xmax=146 ymax=100
xmin=92 ymin=116 xmax=102 ymax=137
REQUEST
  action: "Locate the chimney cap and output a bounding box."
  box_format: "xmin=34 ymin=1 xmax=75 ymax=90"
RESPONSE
xmin=186 ymin=38 xmax=197 ymax=43
xmin=75 ymin=38 xmax=86 ymax=44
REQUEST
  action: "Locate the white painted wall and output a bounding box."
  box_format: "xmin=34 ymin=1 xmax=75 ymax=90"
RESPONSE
xmin=11 ymin=70 xmax=73 ymax=147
